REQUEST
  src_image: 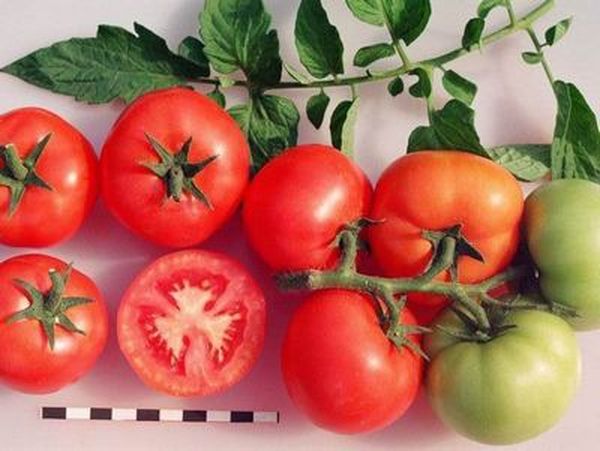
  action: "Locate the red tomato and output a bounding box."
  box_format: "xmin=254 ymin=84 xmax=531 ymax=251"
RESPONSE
xmin=368 ymin=151 xmax=523 ymax=324
xmin=117 ymin=250 xmax=266 ymax=397
xmin=243 ymin=145 xmax=372 ymax=271
xmin=0 ymin=108 xmax=98 ymax=247
xmin=282 ymin=290 xmax=423 ymax=434
xmin=100 ymin=88 xmax=250 ymax=248
xmin=0 ymin=254 xmax=108 ymax=394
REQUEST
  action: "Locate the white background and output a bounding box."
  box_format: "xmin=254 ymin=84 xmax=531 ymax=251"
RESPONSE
xmin=0 ymin=0 xmax=598 ymax=450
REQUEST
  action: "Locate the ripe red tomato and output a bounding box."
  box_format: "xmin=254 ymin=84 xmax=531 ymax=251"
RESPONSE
xmin=100 ymin=87 xmax=250 ymax=248
xmin=0 ymin=108 xmax=98 ymax=247
xmin=282 ymin=290 xmax=423 ymax=434
xmin=117 ymin=250 xmax=266 ymax=397
xmin=243 ymin=145 xmax=372 ymax=271
xmin=368 ymin=151 xmax=523 ymax=324
xmin=0 ymin=254 xmax=108 ymax=394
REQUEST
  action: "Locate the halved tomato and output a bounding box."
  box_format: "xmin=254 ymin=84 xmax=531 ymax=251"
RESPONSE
xmin=117 ymin=250 xmax=266 ymax=397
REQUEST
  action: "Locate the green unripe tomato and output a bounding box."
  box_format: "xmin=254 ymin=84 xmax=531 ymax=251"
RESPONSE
xmin=424 ymin=308 xmax=581 ymax=445
xmin=525 ymin=179 xmax=600 ymax=330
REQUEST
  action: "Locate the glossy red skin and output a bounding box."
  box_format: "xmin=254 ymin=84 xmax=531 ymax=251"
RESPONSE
xmin=369 ymin=152 xmax=524 ymax=324
xmin=282 ymin=290 xmax=423 ymax=434
xmin=117 ymin=250 xmax=266 ymax=397
xmin=0 ymin=108 xmax=98 ymax=247
xmin=100 ymin=88 xmax=250 ymax=248
xmin=0 ymin=254 xmax=108 ymax=394
xmin=243 ymin=145 xmax=372 ymax=271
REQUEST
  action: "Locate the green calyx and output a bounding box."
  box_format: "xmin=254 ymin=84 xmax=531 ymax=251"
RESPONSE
xmin=438 ymin=305 xmax=513 ymax=343
xmin=142 ymin=134 xmax=218 ymax=207
xmin=5 ymin=265 xmax=92 ymax=350
xmin=382 ymin=296 xmax=431 ymax=360
xmin=0 ymin=134 xmax=53 ymax=216
xmin=388 ymin=328 xmax=431 ymax=360
xmin=422 ymin=224 xmax=485 ymax=282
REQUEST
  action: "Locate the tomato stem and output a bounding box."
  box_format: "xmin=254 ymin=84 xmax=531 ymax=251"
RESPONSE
xmin=525 ymin=26 xmax=556 ymax=88
xmin=337 ymin=228 xmax=359 ymax=274
xmin=277 ymin=223 xmax=531 ymax=338
xmin=482 ymin=293 xmax=577 ymax=318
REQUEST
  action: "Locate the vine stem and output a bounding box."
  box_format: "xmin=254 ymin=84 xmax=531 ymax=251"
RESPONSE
xmin=296 ymin=265 xmax=529 ymax=305
xmin=192 ymin=0 xmax=555 ymax=92
xmin=279 ymin=262 xmax=531 ymax=334
xmin=392 ymin=40 xmax=412 ymax=71
xmin=505 ymin=0 xmax=518 ymax=26
xmin=277 ymin=224 xmax=531 ymax=333
xmin=526 ymin=27 xmax=556 ymax=88
xmin=504 ymin=0 xmax=556 ymax=95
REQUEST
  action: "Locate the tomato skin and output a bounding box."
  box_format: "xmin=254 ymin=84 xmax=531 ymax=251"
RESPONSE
xmin=424 ymin=308 xmax=580 ymax=445
xmin=101 ymin=88 xmax=250 ymax=248
xmin=0 ymin=254 xmax=108 ymax=394
xmin=525 ymin=179 xmax=600 ymax=330
xmin=243 ymin=145 xmax=372 ymax=271
xmin=368 ymin=151 xmax=523 ymax=323
xmin=117 ymin=250 xmax=266 ymax=397
xmin=0 ymin=108 xmax=98 ymax=247
xmin=282 ymin=290 xmax=423 ymax=434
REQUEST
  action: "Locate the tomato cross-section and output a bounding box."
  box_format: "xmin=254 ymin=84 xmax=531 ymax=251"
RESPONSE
xmin=118 ymin=250 xmax=266 ymax=397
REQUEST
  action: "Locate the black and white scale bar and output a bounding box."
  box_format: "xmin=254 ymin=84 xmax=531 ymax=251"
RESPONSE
xmin=41 ymin=407 xmax=279 ymax=424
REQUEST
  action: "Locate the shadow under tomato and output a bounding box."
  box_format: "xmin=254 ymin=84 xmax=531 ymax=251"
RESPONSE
xmin=354 ymin=387 xmax=454 ymax=448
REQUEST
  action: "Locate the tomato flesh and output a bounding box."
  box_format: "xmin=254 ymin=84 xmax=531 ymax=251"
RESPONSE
xmin=118 ymin=250 xmax=265 ymax=397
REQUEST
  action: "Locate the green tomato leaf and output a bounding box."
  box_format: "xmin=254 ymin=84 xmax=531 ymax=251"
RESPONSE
xmin=200 ymin=0 xmax=282 ymax=86
xmin=388 ymin=77 xmax=405 ymax=97
xmin=284 ymin=63 xmax=312 ymax=85
xmin=551 ymin=81 xmax=600 ymax=181
xmin=295 ymin=0 xmax=344 ymax=79
xmin=330 ymin=98 xmax=360 ymax=157
xmin=488 ymin=144 xmax=551 ymax=182
xmin=345 ymin=0 xmax=431 ymax=46
xmin=522 ymin=52 xmax=543 ymax=64
xmin=229 ymin=95 xmax=300 ymax=172
xmin=178 ymin=36 xmax=210 ymax=75
xmin=207 ymin=88 xmax=226 ymax=108
xmin=354 ymin=43 xmax=395 ymax=68
xmin=306 ymin=90 xmax=330 ymax=129
xmin=477 ymin=0 xmax=505 ymax=19
xmin=462 ymin=18 xmax=485 ymax=50
xmin=407 ymin=100 xmax=488 ymax=157
xmin=408 ymin=67 xmax=432 ymax=98
xmin=340 ymin=98 xmax=361 ymax=158
xmin=1 ymin=23 xmax=207 ymax=104
xmin=545 ymin=17 xmax=572 ymax=46
xmin=391 ymin=0 xmax=432 ymax=46
xmin=344 ymin=0 xmax=385 ymax=26
xmin=442 ymin=70 xmax=477 ymax=105
xmin=330 ymin=101 xmax=353 ymax=150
